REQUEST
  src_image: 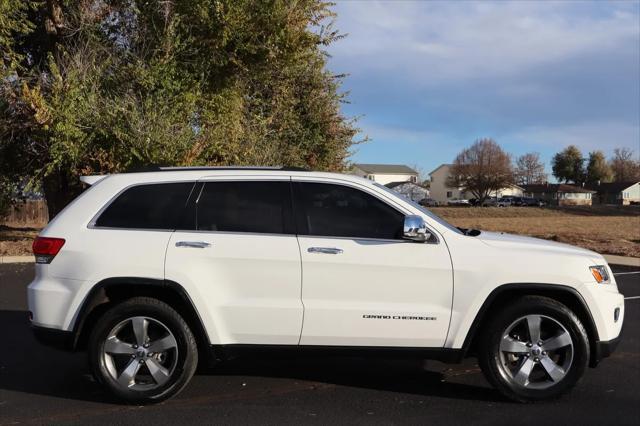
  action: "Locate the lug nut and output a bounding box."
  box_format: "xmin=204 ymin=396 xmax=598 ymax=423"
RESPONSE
xmin=133 ymin=344 xmax=138 ymax=349
xmin=542 ymin=351 xmax=547 ymax=356
xmin=538 ymin=341 xmax=543 ymax=346
xmin=139 ymin=359 xmax=145 ymax=364
xmin=526 ymin=342 xmax=533 ymax=347
xmin=143 ymin=343 xmax=149 ymax=348
xmin=131 ymin=354 xmax=135 ymax=358
xmin=534 ymin=357 xmax=540 ymax=362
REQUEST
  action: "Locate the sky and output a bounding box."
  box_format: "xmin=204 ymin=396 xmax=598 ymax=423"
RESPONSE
xmin=325 ymin=0 xmax=640 ymax=177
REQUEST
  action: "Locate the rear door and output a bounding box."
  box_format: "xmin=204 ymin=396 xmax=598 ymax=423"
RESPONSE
xmin=293 ymin=179 xmax=453 ymax=348
xmin=164 ymin=177 xmax=303 ymax=345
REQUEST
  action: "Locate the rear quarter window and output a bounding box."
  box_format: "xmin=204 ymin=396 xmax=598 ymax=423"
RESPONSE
xmin=94 ymin=182 xmax=195 ymax=229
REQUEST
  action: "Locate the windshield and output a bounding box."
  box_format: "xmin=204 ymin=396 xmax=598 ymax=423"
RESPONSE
xmin=373 ymin=183 xmax=463 ymax=235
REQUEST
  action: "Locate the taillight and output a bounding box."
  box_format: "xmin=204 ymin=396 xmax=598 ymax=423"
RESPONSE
xmin=32 ymin=237 xmax=65 ymax=264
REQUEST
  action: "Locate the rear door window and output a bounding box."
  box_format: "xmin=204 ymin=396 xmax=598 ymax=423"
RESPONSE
xmin=94 ymin=182 xmax=195 ymax=229
xmin=196 ymin=181 xmax=294 ymax=234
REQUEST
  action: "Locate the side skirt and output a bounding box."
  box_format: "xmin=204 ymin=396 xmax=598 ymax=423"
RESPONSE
xmin=210 ymin=344 xmax=464 ymax=364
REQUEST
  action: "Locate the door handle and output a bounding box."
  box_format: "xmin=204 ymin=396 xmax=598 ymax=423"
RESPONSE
xmin=175 ymin=241 xmax=211 ymax=249
xmin=307 ymin=247 xmax=343 ymax=255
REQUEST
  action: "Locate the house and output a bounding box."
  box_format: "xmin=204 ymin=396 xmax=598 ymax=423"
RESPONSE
xmin=385 ymin=181 xmax=429 ymax=202
xmin=586 ymin=181 xmax=640 ymax=205
xmin=428 ymin=164 xmax=524 ymax=204
xmin=351 ymin=164 xmax=418 ymax=185
xmin=522 ymin=183 xmax=596 ymax=206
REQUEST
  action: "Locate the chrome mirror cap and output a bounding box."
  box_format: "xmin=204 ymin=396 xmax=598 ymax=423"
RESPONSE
xmin=403 ymin=215 xmax=431 ymax=242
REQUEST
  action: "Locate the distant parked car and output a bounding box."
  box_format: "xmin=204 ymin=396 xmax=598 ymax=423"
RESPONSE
xmin=509 ymin=197 xmax=525 ymax=206
xmin=447 ymin=198 xmax=470 ymax=206
xmin=418 ymin=198 xmax=439 ymax=207
xmin=478 ymin=197 xmax=497 ymax=206
xmin=520 ymin=197 xmax=546 ymax=207
xmin=496 ymin=197 xmax=513 ymax=207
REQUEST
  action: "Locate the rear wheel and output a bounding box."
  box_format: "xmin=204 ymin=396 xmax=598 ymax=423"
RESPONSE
xmin=89 ymin=297 xmax=198 ymax=403
xmin=478 ymin=296 xmax=589 ymax=402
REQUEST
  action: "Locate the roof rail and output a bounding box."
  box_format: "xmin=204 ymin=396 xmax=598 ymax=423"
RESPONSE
xmin=125 ymin=165 xmax=309 ymax=173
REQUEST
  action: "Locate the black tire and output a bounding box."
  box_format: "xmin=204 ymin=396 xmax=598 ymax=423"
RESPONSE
xmin=478 ymin=295 xmax=589 ymax=402
xmin=88 ymin=297 xmax=198 ymax=403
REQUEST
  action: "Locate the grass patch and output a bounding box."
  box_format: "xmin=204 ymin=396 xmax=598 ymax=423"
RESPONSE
xmin=0 ymin=225 xmax=39 ymax=256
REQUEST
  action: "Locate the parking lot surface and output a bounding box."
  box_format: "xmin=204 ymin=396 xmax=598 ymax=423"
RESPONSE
xmin=1 ymin=263 xmax=638 ymax=425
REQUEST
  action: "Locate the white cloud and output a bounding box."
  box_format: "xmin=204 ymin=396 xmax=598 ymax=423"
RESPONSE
xmin=329 ymin=1 xmax=640 ymax=85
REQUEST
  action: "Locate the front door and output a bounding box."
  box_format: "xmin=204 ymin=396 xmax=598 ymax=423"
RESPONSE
xmin=293 ymin=180 xmax=453 ymax=348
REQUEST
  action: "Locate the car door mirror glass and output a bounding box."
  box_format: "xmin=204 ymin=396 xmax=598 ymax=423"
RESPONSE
xmin=403 ymin=215 xmax=432 ymax=242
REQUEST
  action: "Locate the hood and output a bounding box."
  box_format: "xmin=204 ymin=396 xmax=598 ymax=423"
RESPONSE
xmin=477 ymin=231 xmax=602 ymax=262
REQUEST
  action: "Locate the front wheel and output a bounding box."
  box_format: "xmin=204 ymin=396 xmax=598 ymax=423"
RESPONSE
xmin=478 ymin=296 xmax=590 ymax=402
xmin=89 ymin=297 xmax=198 ymax=403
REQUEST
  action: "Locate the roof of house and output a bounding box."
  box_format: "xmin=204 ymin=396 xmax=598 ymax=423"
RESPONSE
xmin=522 ymin=183 xmax=596 ymax=194
xmin=585 ymin=181 xmax=640 ymax=193
xmin=429 ymin=164 xmax=453 ymax=176
xmin=385 ymin=181 xmax=428 ymax=189
xmin=353 ymin=163 xmax=418 ymax=175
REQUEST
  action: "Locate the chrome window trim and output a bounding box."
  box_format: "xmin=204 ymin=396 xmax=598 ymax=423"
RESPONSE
xmin=87 ymin=176 xmax=440 ymax=244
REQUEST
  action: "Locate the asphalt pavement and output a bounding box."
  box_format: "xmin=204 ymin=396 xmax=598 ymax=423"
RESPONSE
xmin=1 ymin=263 xmax=638 ymax=425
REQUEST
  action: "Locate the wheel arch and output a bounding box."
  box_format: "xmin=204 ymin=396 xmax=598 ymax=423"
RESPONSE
xmin=71 ymin=277 xmax=213 ymax=366
xmin=461 ymin=283 xmax=600 ymax=367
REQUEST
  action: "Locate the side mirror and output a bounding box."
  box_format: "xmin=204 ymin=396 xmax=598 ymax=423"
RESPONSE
xmin=403 ymin=215 xmax=432 ymax=242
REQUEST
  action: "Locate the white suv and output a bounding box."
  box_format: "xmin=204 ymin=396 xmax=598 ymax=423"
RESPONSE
xmin=28 ymin=167 xmax=624 ymax=403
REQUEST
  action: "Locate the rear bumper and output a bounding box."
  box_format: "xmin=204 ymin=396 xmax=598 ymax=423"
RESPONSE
xmin=32 ymin=324 xmax=74 ymax=351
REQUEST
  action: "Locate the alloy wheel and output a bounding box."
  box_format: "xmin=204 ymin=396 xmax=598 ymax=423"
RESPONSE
xmin=497 ymin=314 xmax=574 ymax=390
xmin=101 ymin=316 xmax=179 ymax=391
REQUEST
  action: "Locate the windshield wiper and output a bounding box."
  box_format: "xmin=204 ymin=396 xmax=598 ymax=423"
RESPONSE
xmin=457 ymin=227 xmax=481 ymax=236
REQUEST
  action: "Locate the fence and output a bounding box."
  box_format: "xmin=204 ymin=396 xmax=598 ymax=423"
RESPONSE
xmin=1 ymin=200 xmax=49 ymax=228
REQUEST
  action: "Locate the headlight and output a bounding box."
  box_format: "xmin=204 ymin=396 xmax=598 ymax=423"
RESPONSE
xmin=590 ymin=265 xmax=610 ymax=284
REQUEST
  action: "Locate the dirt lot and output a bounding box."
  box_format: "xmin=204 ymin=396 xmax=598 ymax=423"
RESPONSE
xmin=433 ymin=206 xmax=640 ymax=258
xmin=2 ymin=206 xmax=639 ymax=257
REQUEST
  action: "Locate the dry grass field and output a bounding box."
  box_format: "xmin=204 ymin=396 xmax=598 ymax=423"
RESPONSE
xmin=0 ymin=226 xmax=39 ymax=256
xmin=433 ymin=206 xmax=640 ymax=258
xmin=1 ymin=206 xmax=639 ymax=258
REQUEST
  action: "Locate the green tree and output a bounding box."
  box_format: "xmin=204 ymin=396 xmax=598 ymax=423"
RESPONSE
xmin=446 ymin=138 xmax=514 ymax=204
xmin=551 ymin=145 xmax=584 ymax=184
xmin=1 ymin=0 xmax=359 ymax=217
xmin=585 ymin=150 xmax=612 ymax=184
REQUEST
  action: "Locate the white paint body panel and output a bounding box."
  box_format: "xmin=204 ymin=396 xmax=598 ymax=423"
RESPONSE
xmin=297 ymin=236 xmax=453 ymax=347
xmin=27 ymin=169 xmax=624 ymax=352
xmin=165 ymin=231 xmax=303 ymax=345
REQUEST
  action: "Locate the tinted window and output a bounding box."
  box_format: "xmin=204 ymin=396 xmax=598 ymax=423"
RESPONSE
xmin=197 ymin=181 xmax=292 ymax=234
xmin=95 ymin=182 xmax=195 ymax=229
xmin=294 ymin=182 xmax=404 ymax=239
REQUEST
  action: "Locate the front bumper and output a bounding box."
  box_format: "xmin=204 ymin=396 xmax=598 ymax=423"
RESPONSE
xmin=591 ymin=330 xmax=622 ymax=367
xmin=32 ymin=324 xmax=74 ymax=351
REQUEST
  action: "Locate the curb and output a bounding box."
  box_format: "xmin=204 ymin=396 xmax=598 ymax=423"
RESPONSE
xmin=1 ymin=254 xmax=639 ymax=267
xmin=603 ymin=255 xmax=640 ymax=268
xmin=0 ymin=255 xmax=34 ymax=264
